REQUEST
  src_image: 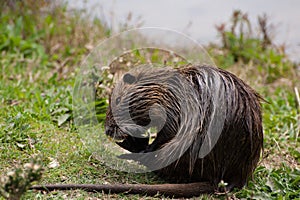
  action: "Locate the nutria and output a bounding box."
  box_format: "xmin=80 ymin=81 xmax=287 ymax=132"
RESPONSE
xmin=105 ymin=64 xmax=263 ymax=191
xmin=31 ymin=64 xmax=263 ymax=198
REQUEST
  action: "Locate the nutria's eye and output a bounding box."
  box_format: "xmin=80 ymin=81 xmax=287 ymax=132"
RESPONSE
xmin=116 ymin=97 xmax=121 ymax=105
xmin=123 ymin=73 xmax=136 ymax=84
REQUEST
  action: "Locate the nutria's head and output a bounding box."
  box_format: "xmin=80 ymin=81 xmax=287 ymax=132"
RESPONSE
xmin=105 ymin=66 xmax=180 ymax=152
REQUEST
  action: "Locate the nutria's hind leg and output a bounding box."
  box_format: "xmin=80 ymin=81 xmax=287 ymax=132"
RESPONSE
xmin=217 ymin=180 xmax=245 ymax=194
xmin=218 ymin=173 xmax=247 ymax=193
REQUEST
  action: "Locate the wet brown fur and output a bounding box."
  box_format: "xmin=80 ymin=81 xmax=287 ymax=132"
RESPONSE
xmin=31 ymin=65 xmax=263 ymax=197
xmin=105 ymin=65 xmax=263 ymax=192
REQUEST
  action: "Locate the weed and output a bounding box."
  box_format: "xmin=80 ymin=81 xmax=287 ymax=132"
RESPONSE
xmin=0 ymin=159 xmax=43 ymax=200
xmin=212 ymin=10 xmax=298 ymax=84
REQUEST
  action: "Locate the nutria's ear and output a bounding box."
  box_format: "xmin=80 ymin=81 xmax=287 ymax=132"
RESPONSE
xmin=123 ymin=73 xmax=136 ymax=84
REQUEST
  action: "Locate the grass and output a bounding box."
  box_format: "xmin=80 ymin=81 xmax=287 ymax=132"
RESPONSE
xmin=0 ymin=1 xmax=299 ymax=200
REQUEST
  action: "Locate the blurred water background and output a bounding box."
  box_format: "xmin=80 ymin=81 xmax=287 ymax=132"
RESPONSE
xmin=68 ymin=0 xmax=300 ymax=62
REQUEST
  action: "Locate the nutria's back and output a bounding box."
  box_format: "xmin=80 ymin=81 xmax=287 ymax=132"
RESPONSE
xmin=105 ymin=65 xmax=263 ymax=191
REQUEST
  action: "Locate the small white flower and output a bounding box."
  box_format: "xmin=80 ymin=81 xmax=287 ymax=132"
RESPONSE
xmin=108 ymin=74 xmax=113 ymax=79
xmin=7 ymin=171 xmax=15 ymax=177
xmin=173 ymin=57 xmax=179 ymax=63
xmin=24 ymin=163 xmax=33 ymax=169
xmin=101 ymin=66 xmax=109 ymax=70
xmin=33 ymin=164 xmax=41 ymax=171
xmin=126 ymin=61 xmax=132 ymax=67
xmin=48 ymin=158 xmax=60 ymax=168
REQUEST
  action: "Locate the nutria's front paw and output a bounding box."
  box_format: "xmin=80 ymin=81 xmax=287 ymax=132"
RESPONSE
xmin=116 ymin=136 xmax=149 ymax=153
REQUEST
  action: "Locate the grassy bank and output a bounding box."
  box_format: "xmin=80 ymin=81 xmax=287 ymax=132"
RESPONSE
xmin=0 ymin=1 xmax=299 ymax=199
